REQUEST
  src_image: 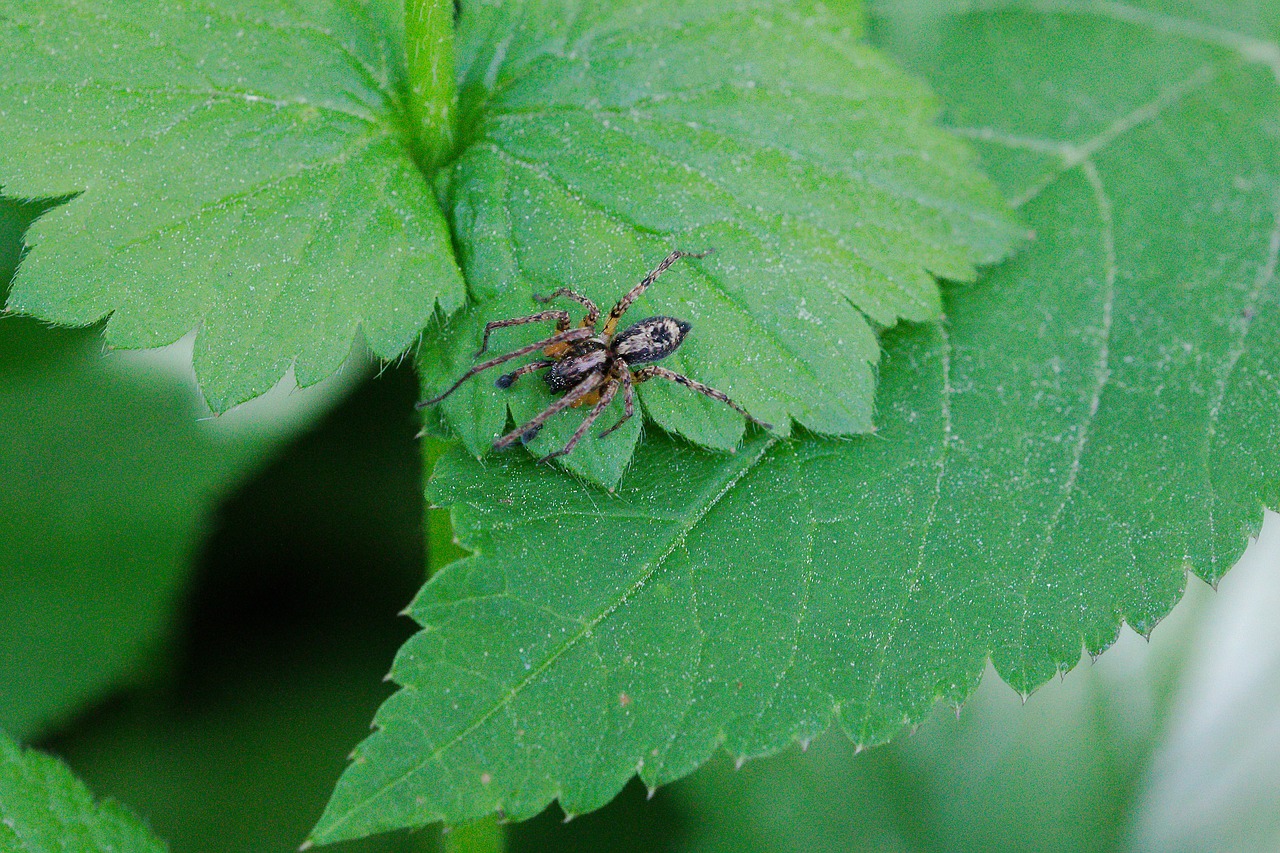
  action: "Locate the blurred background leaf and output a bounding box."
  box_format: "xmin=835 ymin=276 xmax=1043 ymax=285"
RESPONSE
xmin=42 ymin=362 xmax=430 ymax=853
xmin=0 ymin=728 xmax=167 ymax=852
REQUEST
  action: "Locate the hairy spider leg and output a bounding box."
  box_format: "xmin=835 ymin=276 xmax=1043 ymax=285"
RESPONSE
xmin=496 ymin=359 xmax=555 ymax=389
xmin=539 ymin=373 xmax=623 ymax=463
xmin=602 ymin=249 xmax=712 ymax=339
xmin=633 ymin=365 xmax=773 ymax=430
xmin=597 ymin=369 xmax=635 ymax=438
xmin=418 ymin=326 xmax=595 ymax=408
xmin=534 ymin=288 xmax=601 ymax=329
xmin=492 ymin=370 xmax=609 ymax=450
xmin=476 ymin=309 xmax=572 ymax=356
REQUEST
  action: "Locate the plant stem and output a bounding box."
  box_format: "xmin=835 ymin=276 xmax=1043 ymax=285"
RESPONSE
xmin=444 ymin=816 xmax=506 ymax=853
xmin=404 ymin=0 xmax=457 ymax=170
xmin=422 ymin=436 xmax=468 ymax=578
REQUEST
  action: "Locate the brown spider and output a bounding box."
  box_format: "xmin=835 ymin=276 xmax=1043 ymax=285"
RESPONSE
xmin=418 ymin=249 xmax=773 ymax=462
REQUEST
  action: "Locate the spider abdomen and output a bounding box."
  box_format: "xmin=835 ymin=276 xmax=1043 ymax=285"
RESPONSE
xmin=613 ymin=316 xmax=691 ymax=365
xmin=545 ymin=346 xmax=610 ymax=393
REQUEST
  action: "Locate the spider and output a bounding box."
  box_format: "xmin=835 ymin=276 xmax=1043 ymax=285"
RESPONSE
xmin=418 ymin=249 xmax=773 ymax=463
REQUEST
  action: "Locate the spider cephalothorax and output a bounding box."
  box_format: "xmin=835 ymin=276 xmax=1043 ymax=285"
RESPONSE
xmin=418 ymin=249 xmax=773 ymax=462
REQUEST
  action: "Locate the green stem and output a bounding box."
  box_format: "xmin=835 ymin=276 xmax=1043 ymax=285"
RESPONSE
xmin=404 ymin=0 xmax=457 ymax=170
xmin=443 ymin=815 xmax=506 ymax=853
xmin=422 ymin=436 xmax=468 ymax=578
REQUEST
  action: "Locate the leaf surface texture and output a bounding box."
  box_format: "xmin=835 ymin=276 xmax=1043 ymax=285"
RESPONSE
xmin=0 ymin=0 xmax=464 ymax=409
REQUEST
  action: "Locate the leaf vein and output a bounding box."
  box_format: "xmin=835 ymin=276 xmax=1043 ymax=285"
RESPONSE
xmin=745 ymin=466 xmax=817 ymax=747
xmin=325 ymin=438 xmax=778 ymax=833
xmin=489 ymin=106 xmax=944 ymax=315
xmin=855 ymin=325 xmax=955 ymax=738
xmin=956 ymin=0 xmax=1280 ymax=83
xmin=1202 ymin=202 xmax=1280 ymax=570
xmin=113 ymin=130 xmax=390 ymax=256
xmin=1012 ymin=159 xmax=1117 ymax=675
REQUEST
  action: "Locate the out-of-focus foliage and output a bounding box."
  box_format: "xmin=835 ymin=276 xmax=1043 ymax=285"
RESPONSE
xmin=0 ymin=728 xmax=167 ymax=852
xmin=46 ymin=364 xmax=433 ymax=853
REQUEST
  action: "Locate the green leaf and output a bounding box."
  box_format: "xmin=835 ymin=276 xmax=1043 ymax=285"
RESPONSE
xmin=312 ymin=1 xmax=1280 ymax=842
xmin=0 ymin=729 xmax=167 ymax=853
xmin=418 ymin=0 xmax=1023 ymax=488
xmin=0 ymin=0 xmax=465 ymax=410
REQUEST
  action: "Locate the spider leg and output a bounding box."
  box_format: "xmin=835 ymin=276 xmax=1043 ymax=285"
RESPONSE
xmin=597 ymin=369 xmax=635 ymax=439
xmin=602 ymin=249 xmax=712 ymax=339
xmin=533 ymin=288 xmax=600 ymax=329
xmin=476 ymin=309 xmax=572 ymax=356
xmin=495 ymin=360 xmax=554 ymax=389
xmin=538 ymin=376 xmax=621 ymax=463
xmin=633 ymin=365 xmax=773 ymax=430
xmin=492 ymin=370 xmax=608 ymax=451
xmin=417 ymin=327 xmax=594 ymax=408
